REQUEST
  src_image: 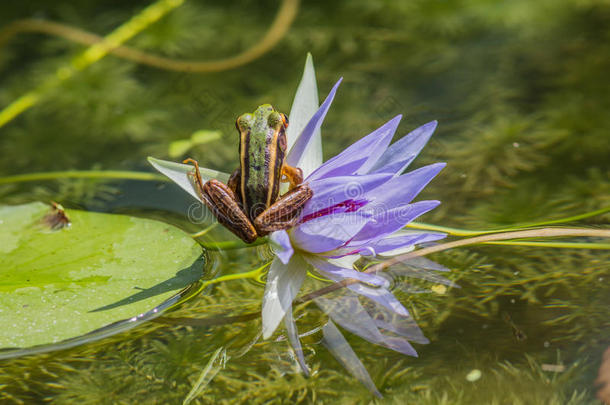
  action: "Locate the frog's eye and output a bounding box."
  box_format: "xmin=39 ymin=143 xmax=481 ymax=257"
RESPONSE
xmin=280 ymin=113 xmax=289 ymax=128
xmin=267 ymin=111 xmax=283 ymax=129
xmin=236 ymin=114 xmax=253 ymax=133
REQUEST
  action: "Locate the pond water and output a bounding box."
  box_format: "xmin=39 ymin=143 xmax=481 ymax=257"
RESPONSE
xmin=1 ymin=0 xmax=609 ymax=403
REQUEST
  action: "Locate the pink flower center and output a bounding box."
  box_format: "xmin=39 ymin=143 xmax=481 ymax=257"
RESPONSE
xmin=300 ymin=199 xmax=368 ymax=223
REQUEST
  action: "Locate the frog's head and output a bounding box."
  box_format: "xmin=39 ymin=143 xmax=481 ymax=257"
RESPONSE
xmin=235 ymin=104 xmax=288 ymax=135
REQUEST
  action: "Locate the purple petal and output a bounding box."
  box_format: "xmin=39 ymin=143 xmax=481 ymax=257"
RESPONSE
xmin=284 ymin=307 xmax=309 ymax=376
xmin=351 ymin=200 xmax=441 ymax=245
xmin=262 ymin=256 xmax=308 ymax=339
xmin=361 ymin=298 xmax=429 ymax=344
xmin=307 ymin=115 xmax=402 ymax=181
xmin=302 ymin=173 xmax=393 ymax=218
xmin=346 ymin=283 xmax=409 ymax=317
xmin=365 ymin=163 xmax=446 ymax=209
xmin=304 ymin=255 xmax=390 ymax=287
xmin=316 ymin=294 xmax=417 ymax=357
xmin=366 ymin=231 xmax=446 ymax=255
xmin=321 ymin=320 xmax=382 ymax=398
xmin=332 ymin=231 xmax=444 ymax=257
xmin=269 ymin=230 xmax=294 ymax=264
xmin=321 ymin=271 xmax=409 ymax=317
xmin=369 ymin=121 xmax=438 ymax=176
xmin=290 ymin=212 xmax=370 ymax=253
xmin=397 ymin=256 xmax=451 ymax=272
xmin=386 ymin=260 xmax=458 ymax=288
xmin=317 ymin=295 xmax=387 ymax=343
xmin=286 ymin=78 xmax=342 ymax=170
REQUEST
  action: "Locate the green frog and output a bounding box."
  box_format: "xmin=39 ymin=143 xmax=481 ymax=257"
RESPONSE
xmin=185 ymin=104 xmax=313 ymax=243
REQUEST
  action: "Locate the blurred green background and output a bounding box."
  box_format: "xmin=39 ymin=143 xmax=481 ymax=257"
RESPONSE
xmin=0 ymin=0 xmax=608 ymax=403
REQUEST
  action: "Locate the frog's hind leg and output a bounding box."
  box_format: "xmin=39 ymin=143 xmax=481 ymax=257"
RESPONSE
xmin=254 ymin=184 xmax=313 ymax=234
xmin=183 ymin=159 xmax=256 ymax=243
xmin=281 ymin=165 xmax=304 ymax=190
xmin=202 ymin=180 xmax=258 ymax=244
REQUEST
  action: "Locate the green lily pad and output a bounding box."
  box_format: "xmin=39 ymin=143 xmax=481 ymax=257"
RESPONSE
xmin=0 ymin=202 xmax=203 ymax=356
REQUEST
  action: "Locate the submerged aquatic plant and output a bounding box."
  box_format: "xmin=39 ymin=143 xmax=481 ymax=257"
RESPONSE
xmin=150 ymin=54 xmax=453 ymax=395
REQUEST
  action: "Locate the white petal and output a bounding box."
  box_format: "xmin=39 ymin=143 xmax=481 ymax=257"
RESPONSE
xmin=148 ymin=157 xmax=230 ymax=202
xmin=321 ymin=320 xmax=381 ymax=398
xmin=262 ymin=255 xmax=308 ymax=339
xmin=287 ymin=53 xmax=320 ymax=157
xmin=284 ymin=306 xmax=309 ymax=376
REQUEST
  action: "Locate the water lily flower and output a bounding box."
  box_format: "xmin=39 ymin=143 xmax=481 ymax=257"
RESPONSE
xmin=149 ymin=54 xmax=453 ymax=395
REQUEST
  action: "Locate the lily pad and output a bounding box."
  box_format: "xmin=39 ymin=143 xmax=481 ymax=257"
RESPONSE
xmin=0 ymin=202 xmax=203 ymax=357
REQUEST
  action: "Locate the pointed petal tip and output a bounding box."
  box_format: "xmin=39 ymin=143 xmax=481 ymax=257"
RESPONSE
xmin=423 ymin=162 xmax=446 ymax=176
xmin=262 ymin=327 xmax=273 ymax=340
xmin=424 ymin=200 xmax=442 ymax=209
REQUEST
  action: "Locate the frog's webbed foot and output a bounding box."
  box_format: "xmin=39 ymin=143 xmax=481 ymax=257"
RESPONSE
xmin=184 ymin=158 xmax=257 ymax=244
xmin=281 ymin=165 xmax=304 ymax=190
xmin=254 ymin=184 xmax=313 ymax=234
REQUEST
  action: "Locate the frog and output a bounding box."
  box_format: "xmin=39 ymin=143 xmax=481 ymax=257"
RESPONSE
xmin=184 ymin=104 xmax=313 ymax=244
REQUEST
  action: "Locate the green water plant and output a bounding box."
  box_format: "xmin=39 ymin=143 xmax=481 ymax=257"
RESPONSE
xmin=0 ymin=201 xmax=203 ymax=357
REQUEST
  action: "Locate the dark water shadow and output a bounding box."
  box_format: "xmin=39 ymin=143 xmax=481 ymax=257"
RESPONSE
xmin=90 ymin=255 xmax=205 ymax=312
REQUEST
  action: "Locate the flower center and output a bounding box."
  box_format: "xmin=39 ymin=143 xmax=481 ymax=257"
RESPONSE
xmin=300 ymin=199 xmax=368 ymax=223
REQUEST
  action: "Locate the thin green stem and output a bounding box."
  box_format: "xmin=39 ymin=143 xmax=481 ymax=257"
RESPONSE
xmin=482 ymin=240 xmax=610 ymax=249
xmin=0 ymin=0 xmax=184 ymax=128
xmin=0 ymin=170 xmax=166 ymax=184
xmin=0 ymin=0 xmax=299 ymax=73
xmin=189 ymin=261 xmax=270 ymax=297
xmin=296 ymin=227 xmax=610 ymax=304
xmin=199 ymin=238 xmax=266 ymax=251
xmin=407 ymin=206 xmax=610 ymax=236
xmin=160 ymin=226 xmax=610 ymax=327
xmin=190 ymin=223 xmax=218 ymax=238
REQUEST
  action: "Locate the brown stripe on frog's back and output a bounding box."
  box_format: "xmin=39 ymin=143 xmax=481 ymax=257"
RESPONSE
xmin=239 ymin=127 xmax=251 ymax=217
xmin=265 ymin=125 xmax=285 ymax=207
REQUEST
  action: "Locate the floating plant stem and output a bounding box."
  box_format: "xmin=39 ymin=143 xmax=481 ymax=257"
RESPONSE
xmin=0 ymin=0 xmax=185 ymax=128
xmin=190 ymin=223 xmax=218 ymax=239
xmin=158 ymin=226 xmax=610 ymax=328
xmin=482 ymin=240 xmax=610 ymax=249
xmin=408 ymin=206 xmax=610 ymax=236
xmin=0 ymin=0 xmax=299 ymax=74
xmin=295 ymin=227 xmax=610 ymax=304
xmin=0 ymin=170 xmax=166 ymax=184
xmin=198 ymin=238 xmax=267 ymax=251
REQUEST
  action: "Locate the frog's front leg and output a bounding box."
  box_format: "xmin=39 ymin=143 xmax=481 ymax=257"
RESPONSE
xmin=254 ymin=184 xmax=313 ymax=234
xmin=184 ymin=159 xmax=257 ymax=243
xmin=281 ymin=165 xmax=304 ymax=190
